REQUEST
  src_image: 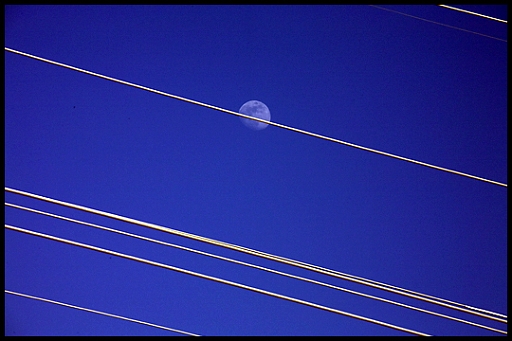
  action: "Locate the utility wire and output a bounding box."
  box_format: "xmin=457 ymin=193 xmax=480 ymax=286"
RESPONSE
xmin=4 ymin=47 xmax=506 ymax=188
xmin=438 ymin=5 xmax=507 ymax=24
xmin=5 ymin=187 xmax=506 ymax=323
xmin=5 ymin=223 xmax=430 ymax=336
xmin=4 ymin=10 xmax=506 ymax=335
xmin=275 ymin=249 xmax=508 ymax=321
xmin=5 ymin=201 xmax=506 ymax=334
xmin=370 ymin=6 xmax=507 ymax=43
xmin=5 ymin=289 xmax=199 ymax=336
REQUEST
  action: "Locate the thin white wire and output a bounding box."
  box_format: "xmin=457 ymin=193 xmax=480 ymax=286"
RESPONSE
xmin=278 ymin=250 xmax=508 ymax=320
xmin=5 ymin=201 xmax=506 ymax=334
xmin=370 ymin=6 xmax=507 ymax=43
xmin=438 ymin=5 xmax=507 ymax=24
xmin=4 ymin=47 xmax=506 ymax=188
xmin=5 ymin=223 xmax=430 ymax=336
xmin=4 ymin=289 xmax=199 ymax=336
xmin=5 ymin=187 xmax=507 ymax=323
xmin=3 ymin=10 xmax=506 ymax=335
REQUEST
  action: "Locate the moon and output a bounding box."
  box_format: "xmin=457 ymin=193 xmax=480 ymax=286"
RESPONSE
xmin=239 ymin=100 xmax=271 ymax=130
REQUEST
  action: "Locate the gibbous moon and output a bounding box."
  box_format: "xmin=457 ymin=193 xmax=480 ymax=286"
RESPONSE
xmin=239 ymin=100 xmax=271 ymax=130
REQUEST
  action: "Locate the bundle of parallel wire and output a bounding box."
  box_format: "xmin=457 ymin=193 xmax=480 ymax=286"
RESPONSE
xmin=4 ymin=6 xmax=507 ymax=335
xmin=5 ymin=187 xmax=507 ymax=336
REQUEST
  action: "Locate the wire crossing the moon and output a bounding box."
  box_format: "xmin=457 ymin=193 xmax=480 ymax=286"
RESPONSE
xmin=4 ymin=47 xmax=507 ymax=187
xmin=4 ymin=5 xmax=507 ymax=336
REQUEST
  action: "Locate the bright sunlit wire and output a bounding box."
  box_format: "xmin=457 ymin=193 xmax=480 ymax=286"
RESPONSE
xmin=5 ymin=187 xmax=507 ymax=325
xmin=5 ymin=201 xmax=506 ymax=334
xmin=438 ymin=5 xmax=507 ymax=24
xmin=4 ymin=47 xmax=506 ymax=187
xmin=5 ymin=289 xmax=200 ymax=336
xmin=370 ymin=5 xmax=507 ymax=43
xmin=6 ymin=223 xmax=431 ymax=336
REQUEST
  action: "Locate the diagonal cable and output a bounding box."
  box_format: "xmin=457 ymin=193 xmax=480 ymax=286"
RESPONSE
xmin=438 ymin=5 xmax=507 ymax=24
xmin=5 ymin=186 xmax=506 ymax=323
xmin=5 ymin=201 xmax=506 ymax=334
xmin=4 ymin=47 xmax=506 ymax=187
xmin=5 ymin=290 xmax=199 ymax=336
xmin=370 ymin=5 xmax=507 ymax=43
xmin=5 ymin=223 xmax=431 ymax=336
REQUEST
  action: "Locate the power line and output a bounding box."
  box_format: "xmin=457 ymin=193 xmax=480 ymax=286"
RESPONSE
xmin=6 ymin=187 xmax=505 ymax=322
xmin=4 ymin=47 xmax=506 ymax=188
xmin=5 ymin=186 xmax=506 ymax=323
xmin=5 ymin=289 xmax=199 ymax=336
xmin=5 ymin=223 xmax=430 ymax=336
xmin=370 ymin=5 xmax=507 ymax=43
xmin=4 ymin=9 xmax=505 ymax=336
xmin=5 ymin=201 xmax=506 ymax=334
xmin=438 ymin=5 xmax=507 ymax=24
xmin=283 ymin=254 xmax=508 ymax=321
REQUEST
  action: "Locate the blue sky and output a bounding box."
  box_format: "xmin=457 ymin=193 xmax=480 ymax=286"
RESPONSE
xmin=4 ymin=5 xmax=507 ymax=336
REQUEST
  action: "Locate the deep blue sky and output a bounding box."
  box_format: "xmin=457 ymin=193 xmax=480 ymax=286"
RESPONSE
xmin=4 ymin=5 xmax=507 ymax=336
